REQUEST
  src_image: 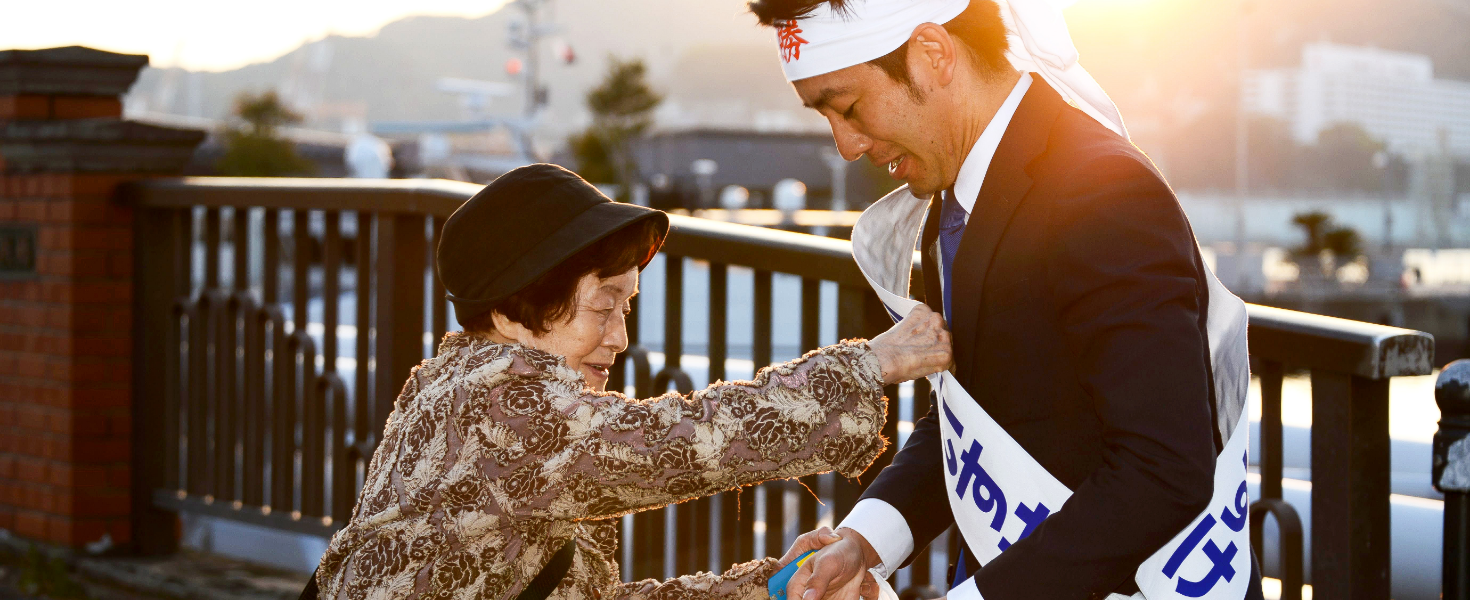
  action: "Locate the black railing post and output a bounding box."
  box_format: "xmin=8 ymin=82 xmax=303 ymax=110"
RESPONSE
xmin=1258 ymin=360 xmax=1284 ymax=501
xmin=833 ymin=282 xmax=896 ymax=519
xmin=430 ymin=217 xmax=448 ymax=348
xmin=352 ymin=212 xmax=373 ymax=462
xmin=798 ymin=277 xmax=822 ymax=535
xmin=1249 ymin=499 xmax=1304 ymax=600
xmin=1435 ymin=360 xmax=1470 ymax=600
xmin=753 ymin=270 xmax=784 ymax=561
xmin=372 ymin=213 xmax=427 ymax=434
xmin=1310 ymin=370 xmax=1392 ymax=600
xmin=662 ymin=255 xmax=685 ymax=577
xmin=1249 ymin=358 xmax=1305 ymax=598
xmin=131 ymin=204 xmax=187 ymax=554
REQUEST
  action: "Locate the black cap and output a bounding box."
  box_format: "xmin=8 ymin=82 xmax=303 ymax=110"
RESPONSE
xmin=437 ymin=163 xmax=669 ymax=324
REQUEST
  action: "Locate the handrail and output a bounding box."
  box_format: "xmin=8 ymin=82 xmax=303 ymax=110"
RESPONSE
xmin=131 ymin=176 xmax=904 ymax=288
xmin=133 ymin=176 xmax=1436 ymax=378
xmin=660 ymin=212 xmax=879 ymax=287
xmin=131 ymin=176 xmax=481 ymax=216
xmin=1245 ymin=304 xmax=1434 ymax=379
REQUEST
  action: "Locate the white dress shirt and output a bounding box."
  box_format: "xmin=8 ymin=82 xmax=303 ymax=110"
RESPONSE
xmin=838 ymin=72 xmax=1033 ymax=600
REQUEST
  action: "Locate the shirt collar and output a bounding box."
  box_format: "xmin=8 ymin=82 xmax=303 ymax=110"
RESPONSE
xmin=951 ymin=72 xmax=1033 ymax=215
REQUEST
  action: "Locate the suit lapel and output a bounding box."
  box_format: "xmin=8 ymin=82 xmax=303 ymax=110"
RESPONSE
xmin=950 ymin=81 xmax=1066 ymax=388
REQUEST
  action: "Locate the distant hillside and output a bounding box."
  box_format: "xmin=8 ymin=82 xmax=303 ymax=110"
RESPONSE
xmin=126 ymin=0 xmax=818 ymax=144
xmin=124 ymin=0 xmax=1470 ymax=185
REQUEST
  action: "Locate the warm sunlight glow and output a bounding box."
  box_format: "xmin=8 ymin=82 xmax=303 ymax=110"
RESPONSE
xmin=1063 ymin=0 xmax=1170 ymax=9
xmin=1063 ymin=0 xmax=1181 ymax=27
xmin=1062 ymin=0 xmax=1206 ymax=57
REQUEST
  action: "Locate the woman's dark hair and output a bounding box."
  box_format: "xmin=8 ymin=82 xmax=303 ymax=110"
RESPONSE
xmin=748 ymin=0 xmax=1011 ymax=88
xmin=462 ymin=218 xmax=663 ymax=335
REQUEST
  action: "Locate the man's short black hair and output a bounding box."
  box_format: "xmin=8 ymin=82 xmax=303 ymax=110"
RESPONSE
xmin=749 ymin=0 xmax=1012 ymax=87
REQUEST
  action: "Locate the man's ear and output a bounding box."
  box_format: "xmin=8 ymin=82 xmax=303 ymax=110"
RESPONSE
xmin=910 ymin=22 xmax=959 ymax=87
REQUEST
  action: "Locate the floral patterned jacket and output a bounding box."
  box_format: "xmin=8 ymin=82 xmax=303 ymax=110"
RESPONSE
xmin=315 ymin=333 xmax=888 ymax=600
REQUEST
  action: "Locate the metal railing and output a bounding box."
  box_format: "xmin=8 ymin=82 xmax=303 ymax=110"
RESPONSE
xmin=1246 ymin=305 xmax=1433 ymax=599
xmin=1436 ymin=361 xmax=1470 ymax=600
xmin=128 ymin=177 xmax=1436 ymax=599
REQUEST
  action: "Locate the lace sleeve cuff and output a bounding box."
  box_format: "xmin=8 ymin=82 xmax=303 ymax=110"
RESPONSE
xmin=827 ymin=339 xmax=886 ymax=395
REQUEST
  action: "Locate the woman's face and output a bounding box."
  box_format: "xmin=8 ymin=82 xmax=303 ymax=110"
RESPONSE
xmin=506 ymin=268 xmax=638 ymax=391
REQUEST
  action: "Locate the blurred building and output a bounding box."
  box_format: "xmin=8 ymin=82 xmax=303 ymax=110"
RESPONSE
xmin=630 ymin=129 xmax=887 ymax=211
xmin=1244 ymin=42 xmax=1470 ymax=158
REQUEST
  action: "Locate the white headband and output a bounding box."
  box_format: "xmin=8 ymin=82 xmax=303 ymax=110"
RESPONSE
xmin=776 ymin=0 xmax=968 ymax=81
xmin=776 ymin=0 xmax=1128 ymax=139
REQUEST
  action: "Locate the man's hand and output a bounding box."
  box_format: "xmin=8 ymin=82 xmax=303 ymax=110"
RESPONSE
xmin=782 ymin=527 xmax=882 ymax=600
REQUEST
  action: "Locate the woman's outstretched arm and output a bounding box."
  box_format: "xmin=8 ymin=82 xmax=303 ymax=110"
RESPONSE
xmin=609 ymin=527 xmax=872 ymax=600
xmin=473 ymin=303 xmax=949 ymax=521
xmin=478 ymin=338 xmax=888 ymax=521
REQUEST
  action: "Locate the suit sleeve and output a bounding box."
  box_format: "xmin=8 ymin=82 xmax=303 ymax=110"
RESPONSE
xmin=972 ymin=155 xmax=1218 ymax=599
xmin=847 ymin=390 xmax=956 ymax=571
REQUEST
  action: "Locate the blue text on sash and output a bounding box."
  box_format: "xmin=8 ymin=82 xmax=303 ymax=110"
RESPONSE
xmin=1158 ymin=453 xmax=1250 ymax=597
xmin=942 ymin=399 xmax=1050 ymax=553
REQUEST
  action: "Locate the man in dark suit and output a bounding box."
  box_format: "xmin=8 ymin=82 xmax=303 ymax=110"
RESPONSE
xmin=749 ymin=0 xmax=1264 ymax=598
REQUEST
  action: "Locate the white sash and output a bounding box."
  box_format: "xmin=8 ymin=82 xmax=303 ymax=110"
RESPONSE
xmin=852 ymin=187 xmax=1252 ymax=599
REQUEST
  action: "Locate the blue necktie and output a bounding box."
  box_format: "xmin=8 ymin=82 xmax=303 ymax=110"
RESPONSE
xmin=938 ymin=188 xmax=967 ymax=325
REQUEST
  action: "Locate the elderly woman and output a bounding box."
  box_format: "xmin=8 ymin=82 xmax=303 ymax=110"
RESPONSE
xmin=311 ymin=164 xmax=951 ymax=600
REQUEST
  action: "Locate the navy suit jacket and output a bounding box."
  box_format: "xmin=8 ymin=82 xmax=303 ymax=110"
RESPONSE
xmin=857 ymin=80 xmax=1263 ymax=599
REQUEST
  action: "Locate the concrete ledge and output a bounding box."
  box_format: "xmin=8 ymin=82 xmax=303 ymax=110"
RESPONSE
xmin=0 ymin=47 xmax=148 ymax=98
xmin=1 ymin=119 xmax=206 ymax=174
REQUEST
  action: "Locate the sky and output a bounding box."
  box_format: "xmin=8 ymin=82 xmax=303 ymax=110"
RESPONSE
xmin=4 ymin=0 xmax=512 ymax=72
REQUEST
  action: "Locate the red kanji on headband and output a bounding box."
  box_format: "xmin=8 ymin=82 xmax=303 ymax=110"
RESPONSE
xmin=777 ymin=20 xmax=808 ymax=63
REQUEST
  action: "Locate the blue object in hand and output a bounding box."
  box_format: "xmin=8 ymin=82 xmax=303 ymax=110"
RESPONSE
xmin=768 ymin=550 xmax=817 ymax=600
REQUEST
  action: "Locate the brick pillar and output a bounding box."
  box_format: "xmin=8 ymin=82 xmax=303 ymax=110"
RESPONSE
xmin=0 ymin=46 xmax=203 ymax=551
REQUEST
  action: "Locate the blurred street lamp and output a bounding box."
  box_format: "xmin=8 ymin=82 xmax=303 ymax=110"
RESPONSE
xmin=773 ymin=179 xmax=807 ymax=212
xmin=1232 ymin=0 xmax=1253 ymax=291
xmin=344 ymin=118 xmax=393 ymax=178
xmin=720 ymin=185 xmax=750 ymax=210
xmin=692 ymin=159 xmax=718 ymax=209
xmin=554 ymin=40 xmax=576 ymax=65
xmin=1374 ymin=150 xmax=1392 ymax=252
xmin=820 ymin=146 xmax=849 ymax=212
xmin=507 ymin=0 xmax=558 ymax=119
xmin=773 ymin=178 xmax=807 ymax=229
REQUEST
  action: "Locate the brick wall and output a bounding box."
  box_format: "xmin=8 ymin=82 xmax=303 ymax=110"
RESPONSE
xmin=0 ymin=95 xmax=123 ymax=121
xmin=0 ymin=46 xmax=203 ymax=551
xmin=0 ymin=172 xmax=141 ymax=547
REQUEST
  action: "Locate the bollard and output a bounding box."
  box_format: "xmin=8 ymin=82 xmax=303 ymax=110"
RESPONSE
xmin=1435 ymin=360 xmax=1470 ymax=600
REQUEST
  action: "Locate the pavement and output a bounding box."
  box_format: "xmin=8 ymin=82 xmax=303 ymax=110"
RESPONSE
xmin=0 ymin=531 xmax=309 ymax=600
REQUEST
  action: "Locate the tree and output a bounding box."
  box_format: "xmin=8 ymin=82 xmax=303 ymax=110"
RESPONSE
xmin=216 ymin=91 xmax=316 ymax=177
xmin=1289 ymin=210 xmax=1363 ymax=282
xmin=1297 ymin=122 xmax=1386 ymax=192
xmin=570 ymin=56 xmax=663 ymax=197
xmin=567 ymin=129 xmax=618 ymax=185
xmin=1290 ymin=211 xmax=1333 ymax=259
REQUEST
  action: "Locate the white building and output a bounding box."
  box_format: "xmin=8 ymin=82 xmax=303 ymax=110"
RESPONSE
xmin=1244 ymin=42 xmax=1470 ymax=158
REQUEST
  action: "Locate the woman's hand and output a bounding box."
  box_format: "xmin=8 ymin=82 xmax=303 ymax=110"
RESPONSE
xmin=777 ymin=526 xmax=842 ymax=567
xmin=868 ymin=304 xmax=952 ymax=384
